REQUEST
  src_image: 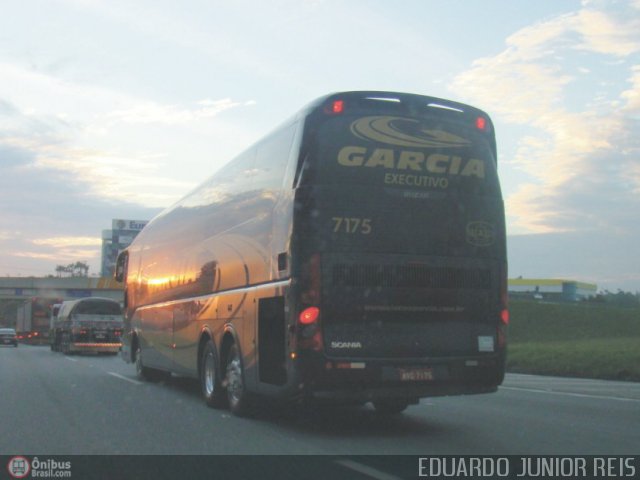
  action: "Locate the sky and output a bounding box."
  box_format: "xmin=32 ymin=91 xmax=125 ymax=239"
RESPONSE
xmin=0 ymin=0 xmax=639 ymax=291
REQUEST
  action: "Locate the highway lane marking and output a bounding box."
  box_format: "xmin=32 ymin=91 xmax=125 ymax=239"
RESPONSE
xmin=500 ymin=386 xmax=640 ymax=402
xmin=107 ymin=372 xmax=144 ymax=385
xmin=65 ymin=357 xmax=78 ymax=362
xmin=335 ymin=459 xmax=402 ymax=480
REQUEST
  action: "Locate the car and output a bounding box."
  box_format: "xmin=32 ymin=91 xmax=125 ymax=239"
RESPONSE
xmin=0 ymin=328 xmax=18 ymax=347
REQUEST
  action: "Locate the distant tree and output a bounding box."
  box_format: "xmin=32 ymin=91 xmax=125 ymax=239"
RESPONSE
xmin=54 ymin=262 xmax=90 ymax=278
xmin=71 ymin=261 xmax=90 ymax=277
xmin=593 ymin=289 xmax=640 ymax=307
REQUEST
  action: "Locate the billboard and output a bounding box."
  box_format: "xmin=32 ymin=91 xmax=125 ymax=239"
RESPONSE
xmin=101 ymin=219 xmax=149 ymax=277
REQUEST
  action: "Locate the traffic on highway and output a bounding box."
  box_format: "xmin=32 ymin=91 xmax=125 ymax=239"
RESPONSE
xmin=1 ymin=344 xmax=638 ymax=456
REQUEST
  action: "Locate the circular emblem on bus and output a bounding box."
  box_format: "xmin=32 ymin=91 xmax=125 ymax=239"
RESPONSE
xmin=350 ymin=116 xmax=470 ymax=149
xmin=466 ymin=221 xmax=495 ymax=247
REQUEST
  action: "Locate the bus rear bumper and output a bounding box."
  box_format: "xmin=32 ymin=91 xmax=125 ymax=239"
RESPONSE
xmin=294 ymin=353 xmax=504 ymax=402
xmin=69 ymin=342 xmax=122 ymax=354
xmin=309 ymin=383 xmax=497 ymax=403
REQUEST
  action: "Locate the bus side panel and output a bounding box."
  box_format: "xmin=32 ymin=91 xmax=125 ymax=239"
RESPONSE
xmin=171 ymin=299 xmax=211 ymax=377
xmin=137 ymin=304 xmax=173 ymax=371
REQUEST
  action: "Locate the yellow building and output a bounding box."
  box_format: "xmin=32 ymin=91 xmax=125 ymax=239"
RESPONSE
xmin=508 ymin=278 xmax=597 ymax=302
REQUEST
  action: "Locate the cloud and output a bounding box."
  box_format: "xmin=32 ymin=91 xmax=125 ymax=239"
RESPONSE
xmin=32 ymin=237 xmax=102 ymax=248
xmin=106 ymin=98 xmax=255 ymax=126
xmin=574 ymin=8 xmax=640 ymax=57
xmin=13 ymin=249 xmax=99 ymax=261
xmin=620 ymin=64 xmax=640 ymax=111
xmin=0 ymin=61 xmax=256 ymax=208
xmin=0 ymin=138 xmax=162 ymax=277
xmin=451 ymin=1 xmax=640 ymax=236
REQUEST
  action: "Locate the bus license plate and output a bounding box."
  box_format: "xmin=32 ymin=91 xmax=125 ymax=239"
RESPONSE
xmin=398 ymin=367 xmax=433 ymax=381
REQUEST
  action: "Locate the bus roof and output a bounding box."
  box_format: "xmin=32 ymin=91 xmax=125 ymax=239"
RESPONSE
xmin=300 ymin=91 xmax=496 ymax=159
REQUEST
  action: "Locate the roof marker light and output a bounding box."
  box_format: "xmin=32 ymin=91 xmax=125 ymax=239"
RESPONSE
xmin=476 ymin=116 xmax=487 ymax=131
xmin=427 ymin=103 xmax=464 ymax=113
xmin=365 ymin=96 xmax=401 ymax=103
xmin=332 ymin=100 xmax=344 ymax=114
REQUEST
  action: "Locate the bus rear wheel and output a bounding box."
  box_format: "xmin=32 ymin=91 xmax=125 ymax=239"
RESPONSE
xmin=200 ymin=340 xmax=226 ymax=408
xmin=225 ymin=343 xmax=252 ymax=416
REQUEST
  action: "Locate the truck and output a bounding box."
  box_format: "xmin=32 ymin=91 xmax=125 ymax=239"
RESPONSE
xmin=50 ymin=297 xmax=123 ymax=354
xmin=16 ymin=298 xmax=59 ymax=344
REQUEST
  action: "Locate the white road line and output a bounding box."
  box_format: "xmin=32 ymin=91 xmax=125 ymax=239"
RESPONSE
xmin=65 ymin=357 xmax=78 ymax=362
xmin=107 ymin=372 xmax=143 ymax=385
xmin=500 ymin=386 xmax=640 ymax=402
xmin=335 ymin=459 xmax=402 ymax=480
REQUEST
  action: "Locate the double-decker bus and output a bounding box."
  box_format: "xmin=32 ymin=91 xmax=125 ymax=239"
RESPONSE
xmin=115 ymin=91 xmax=508 ymax=415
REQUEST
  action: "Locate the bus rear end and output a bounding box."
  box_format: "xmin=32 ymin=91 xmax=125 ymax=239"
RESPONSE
xmin=291 ymin=92 xmax=507 ymax=410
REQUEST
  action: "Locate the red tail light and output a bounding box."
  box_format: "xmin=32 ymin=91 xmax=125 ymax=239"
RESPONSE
xmin=498 ymin=263 xmax=508 ymax=347
xmin=297 ymin=254 xmax=323 ymax=351
xmin=299 ymin=307 xmax=320 ymax=325
xmin=501 ymin=309 xmax=509 ymax=325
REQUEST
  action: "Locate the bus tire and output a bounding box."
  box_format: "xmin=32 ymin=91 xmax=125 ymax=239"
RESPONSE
xmin=225 ymin=343 xmax=252 ymax=416
xmin=135 ymin=346 xmax=168 ymax=382
xmin=372 ymin=399 xmax=410 ymax=415
xmin=200 ymin=340 xmax=226 ymax=408
xmin=62 ymin=334 xmax=71 ymax=355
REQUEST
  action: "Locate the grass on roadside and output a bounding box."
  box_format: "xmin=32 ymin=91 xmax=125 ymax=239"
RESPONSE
xmin=506 ymin=300 xmax=640 ymax=381
xmin=507 ymin=337 xmax=640 ymax=381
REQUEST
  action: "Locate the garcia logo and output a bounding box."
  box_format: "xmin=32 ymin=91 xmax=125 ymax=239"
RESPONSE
xmin=350 ymin=116 xmax=470 ymax=149
xmin=337 ymin=147 xmax=485 ymax=179
xmin=337 ymin=116 xmax=485 ymax=181
xmin=7 ymin=457 xmax=30 ymax=479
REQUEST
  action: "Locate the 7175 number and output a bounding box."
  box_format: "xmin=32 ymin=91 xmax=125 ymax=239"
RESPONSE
xmin=332 ymin=217 xmax=372 ymax=235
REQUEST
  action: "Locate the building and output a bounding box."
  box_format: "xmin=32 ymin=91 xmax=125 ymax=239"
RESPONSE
xmin=100 ymin=219 xmax=148 ymax=277
xmin=508 ymin=278 xmax=597 ymax=302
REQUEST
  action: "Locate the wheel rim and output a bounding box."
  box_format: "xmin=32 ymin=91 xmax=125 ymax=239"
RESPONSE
xmin=226 ymin=351 xmax=243 ymax=403
xmin=204 ymin=351 xmax=215 ymax=396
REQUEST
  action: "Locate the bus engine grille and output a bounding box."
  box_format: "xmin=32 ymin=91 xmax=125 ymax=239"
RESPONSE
xmin=331 ymin=264 xmax=491 ymax=289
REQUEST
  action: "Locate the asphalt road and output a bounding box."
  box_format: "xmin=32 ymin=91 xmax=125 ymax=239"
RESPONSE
xmin=1 ymin=344 xmax=638 ymax=477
